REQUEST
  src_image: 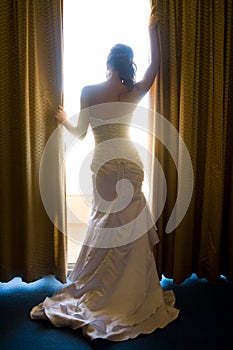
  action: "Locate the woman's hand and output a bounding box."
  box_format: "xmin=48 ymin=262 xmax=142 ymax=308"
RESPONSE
xmin=149 ymin=5 xmax=159 ymax=32
xmin=54 ymin=105 xmax=67 ymax=123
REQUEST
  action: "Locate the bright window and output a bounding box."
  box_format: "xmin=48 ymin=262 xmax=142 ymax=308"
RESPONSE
xmin=63 ymin=0 xmax=151 ymax=265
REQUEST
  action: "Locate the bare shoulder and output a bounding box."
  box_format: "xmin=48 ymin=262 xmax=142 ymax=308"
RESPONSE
xmin=80 ymin=84 xmax=102 ymax=108
xmin=81 ymin=82 xmax=111 ymax=106
xmin=81 ymin=84 xmax=94 ymax=98
xmin=80 ymin=85 xmax=93 ymax=108
xmin=82 ymin=82 xmax=105 ymax=97
xmin=81 ymin=82 xmax=105 ymax=94
xmin=119 ymin=83 xmax=146 ymax=104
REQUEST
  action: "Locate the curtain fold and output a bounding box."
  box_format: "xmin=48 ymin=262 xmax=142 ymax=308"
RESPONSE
xmin=0 ymin=0 xmax=66 ymax=282
xmin=150 ymin=0 xmax=233 ymax=283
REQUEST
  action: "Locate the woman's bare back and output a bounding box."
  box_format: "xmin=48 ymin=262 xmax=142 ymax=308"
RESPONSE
xmin=81 ymin=77 xmax=141 ymax=109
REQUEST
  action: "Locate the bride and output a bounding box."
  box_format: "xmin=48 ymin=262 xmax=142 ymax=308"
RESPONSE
xmin=30 ymin=6 xmax=179 ymax=341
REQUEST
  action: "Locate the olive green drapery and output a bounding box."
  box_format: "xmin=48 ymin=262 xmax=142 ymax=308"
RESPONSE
xmin=150 ymin=0 xmax=233 ymax=284
xmin=0 ymin=0 xmax=67 ymax=282
xmin=1 ymin=0 xmax=232 ymax=286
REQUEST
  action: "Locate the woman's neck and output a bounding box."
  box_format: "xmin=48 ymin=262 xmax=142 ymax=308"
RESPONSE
xmin=106 ymin=70 xmax=121 ymax=83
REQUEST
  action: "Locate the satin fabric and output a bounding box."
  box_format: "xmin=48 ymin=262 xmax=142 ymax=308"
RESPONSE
xmin=30 ymin=112 xmax=179 ymax=341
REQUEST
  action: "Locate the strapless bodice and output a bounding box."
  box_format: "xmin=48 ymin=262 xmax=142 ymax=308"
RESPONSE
xmin=89 ymin=116 xmax=143 ymax=174
xmin=91 ymin=123 xmax=130 ymax=144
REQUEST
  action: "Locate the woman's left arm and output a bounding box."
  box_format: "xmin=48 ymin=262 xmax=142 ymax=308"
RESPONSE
xmin=55 ymin=87 xmax=90 ymax=139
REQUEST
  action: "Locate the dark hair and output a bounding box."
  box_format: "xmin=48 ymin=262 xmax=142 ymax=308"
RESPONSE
xmin=107 ymin=44 xmax=137 ymax=90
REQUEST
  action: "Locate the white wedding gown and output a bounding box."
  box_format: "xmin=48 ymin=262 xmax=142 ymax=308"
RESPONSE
xmin=30 ymin=105 xmax=179 ymax=341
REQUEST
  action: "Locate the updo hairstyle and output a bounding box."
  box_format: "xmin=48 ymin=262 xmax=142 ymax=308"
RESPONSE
xmin=107 ymin=44 xmax=137 ymax=89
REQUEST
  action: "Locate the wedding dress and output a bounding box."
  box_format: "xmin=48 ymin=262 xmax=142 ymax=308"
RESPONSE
xmin=30 ymin=103 xmax=179 ymax=341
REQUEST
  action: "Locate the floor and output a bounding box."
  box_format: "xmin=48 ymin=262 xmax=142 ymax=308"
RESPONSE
xmin=1 ymin=274 xmax=232 ymax=350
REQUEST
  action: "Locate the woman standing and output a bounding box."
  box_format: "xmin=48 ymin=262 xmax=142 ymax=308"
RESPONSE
xmin=30 ymin=6 xmax=179 ymax=341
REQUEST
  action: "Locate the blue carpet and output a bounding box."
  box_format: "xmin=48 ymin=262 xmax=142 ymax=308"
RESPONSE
xmin=0 ymin=274 xmax=232 ymax=350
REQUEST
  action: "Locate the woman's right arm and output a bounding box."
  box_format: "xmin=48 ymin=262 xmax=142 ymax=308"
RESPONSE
xmin=131 ymin=6 xmax=160 ymax=102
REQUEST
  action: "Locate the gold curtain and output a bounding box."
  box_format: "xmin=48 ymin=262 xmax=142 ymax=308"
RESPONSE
xmin=0 ymin=0 xmax=67 ymax=282
xmin=150 ymin=0 xmax=233 ymax=283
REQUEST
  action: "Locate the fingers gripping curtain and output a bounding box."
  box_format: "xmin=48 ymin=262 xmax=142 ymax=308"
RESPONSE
xmin=150 ymin=0 xmax=233 ymax=283
xmin=0 ymin=0 xmax=67 ymax=282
